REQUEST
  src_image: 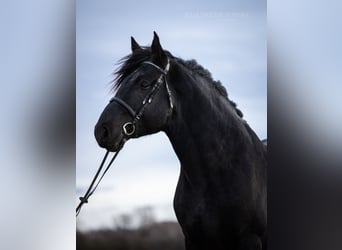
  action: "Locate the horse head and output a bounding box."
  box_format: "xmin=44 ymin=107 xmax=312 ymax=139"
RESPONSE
xmin=94 ymin=32 xmax=173 ymax=152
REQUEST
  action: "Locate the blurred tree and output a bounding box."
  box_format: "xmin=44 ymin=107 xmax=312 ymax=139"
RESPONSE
xmin=135 ymin=206 xmax=155 ymax=228
xmin=114 ymin=213 xmax=133 ymax=230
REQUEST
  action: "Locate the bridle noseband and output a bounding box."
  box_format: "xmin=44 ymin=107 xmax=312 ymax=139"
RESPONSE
xmin=110 ymin=57 xmax=173 ymax=138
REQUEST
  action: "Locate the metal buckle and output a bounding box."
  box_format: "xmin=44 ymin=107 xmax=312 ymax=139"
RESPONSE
xmin=122 ymin=122 xmax=135 ymax=136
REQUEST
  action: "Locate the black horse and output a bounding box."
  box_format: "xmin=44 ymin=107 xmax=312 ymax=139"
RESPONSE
xmin=95 ymin=32 xmax=267 ymax=250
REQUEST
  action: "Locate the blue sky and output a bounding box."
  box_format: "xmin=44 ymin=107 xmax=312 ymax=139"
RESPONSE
xmin=77 ymin=0 xmax=266 ymax=230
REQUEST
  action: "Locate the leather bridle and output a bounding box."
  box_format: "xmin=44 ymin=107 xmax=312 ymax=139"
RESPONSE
xmin=76 ymin=58 xmax=173 ymax=216
xmin=110 ymin=57 xmax=173 ymax=138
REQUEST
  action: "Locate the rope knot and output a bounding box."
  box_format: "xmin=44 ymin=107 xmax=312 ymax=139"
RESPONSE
xmin=79 ymin=196 xmax=88 ymax=203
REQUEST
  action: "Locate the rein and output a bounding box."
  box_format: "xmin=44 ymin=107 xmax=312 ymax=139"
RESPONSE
xmin=76 ymin=140 xmax=124 ymax=216
xmin=76 ymin=58 xmax=172 ymax=216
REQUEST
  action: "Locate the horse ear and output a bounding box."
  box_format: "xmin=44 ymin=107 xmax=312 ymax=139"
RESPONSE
xmin=131 ymin=36 xmax=142 ymax=52
xmin=151 ymin=31 xmax=166 ymax=64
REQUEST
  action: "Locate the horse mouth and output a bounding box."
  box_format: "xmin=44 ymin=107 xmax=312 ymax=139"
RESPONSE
xmin=106 ymin=144 xmax=118 ymax=152
xmin=106 ymin=134 xmax=126 ymax=152
xmin=106 ymin=141 xmax=121 ymax=152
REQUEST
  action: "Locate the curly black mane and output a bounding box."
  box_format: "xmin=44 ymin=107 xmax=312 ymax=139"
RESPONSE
xmin=176 ymin=58 xmax=243 ymax=118
xmin=113 ymin=49 xmax=243 ymax=118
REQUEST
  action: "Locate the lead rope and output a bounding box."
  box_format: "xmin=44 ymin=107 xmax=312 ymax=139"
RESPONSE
xmin=76 ymin=138 xmax=126 ymax=216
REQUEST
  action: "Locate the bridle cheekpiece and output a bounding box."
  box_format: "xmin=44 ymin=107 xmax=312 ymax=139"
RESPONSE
xmin=109 ymin=57 xmax=173 ymax=138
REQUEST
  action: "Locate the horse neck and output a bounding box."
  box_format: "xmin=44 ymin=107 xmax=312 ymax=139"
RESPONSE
xmin=164 ymin=64 xmax=263 ymax=186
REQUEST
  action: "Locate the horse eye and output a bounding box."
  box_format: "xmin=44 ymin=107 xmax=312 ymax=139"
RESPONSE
xmin=140 ymin=79 xmax=152 ymax=89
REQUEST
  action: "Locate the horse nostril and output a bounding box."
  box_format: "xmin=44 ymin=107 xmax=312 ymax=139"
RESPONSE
xmin=102 ymin=127 xmax=109 ymax=138
xmin=95 ymin=124 xmax=111 ymax=146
